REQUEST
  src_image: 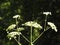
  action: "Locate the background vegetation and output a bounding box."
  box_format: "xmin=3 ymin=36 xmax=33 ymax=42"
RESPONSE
xmin=0 ymin=0 xmax=60 ymax=45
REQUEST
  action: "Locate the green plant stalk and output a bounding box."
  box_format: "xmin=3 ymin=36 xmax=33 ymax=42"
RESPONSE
xmin=21 ymin=34 xmax=30 ymax=43
xmin=32 ymin=31 xmax=44 ymax=43
xmin=44 ymin=15 xmax=48 ymax=31
xmin=33 ymin=15 xmax=48 ymax=43
xmin=16 ymin=18 xmax=20 ymax=42
xmin=30 ymin=26 xmax=33 ymax=45
xmin=32 ymin=27 xmax=50 ymax=43
xmin=14 ymin=38 xmax=21 ymax=45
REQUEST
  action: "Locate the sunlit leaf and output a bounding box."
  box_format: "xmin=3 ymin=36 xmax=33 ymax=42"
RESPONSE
xmin=6 ymin=24 xmax=16 ymax=31
xmin=22 ymin=21 xmax=42 ymax=29
xmin=47 ymin=22 xmax=57 ymax=32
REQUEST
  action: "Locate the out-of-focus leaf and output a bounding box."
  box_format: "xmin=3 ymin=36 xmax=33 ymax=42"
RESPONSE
xmin=33 ymin=28 xmax=40 ymax=41
xmin=47 ymin=22 xmax=57 ymax=32
xmin=0 ymin=16 xmax=3 ymax=20
xmin=6 ymin=24 xmax=16 ymax=31
xmin=0 ymin=2 xmax=11 ymax=9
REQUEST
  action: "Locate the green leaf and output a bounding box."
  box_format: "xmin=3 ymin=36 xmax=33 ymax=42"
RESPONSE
xmin=33 ymin=28 xmax=40 ymax=41
xmin=1 ymin=2 xmax=10 ymax=9
xmin=0 ymin=17 xmax=3 ymax=20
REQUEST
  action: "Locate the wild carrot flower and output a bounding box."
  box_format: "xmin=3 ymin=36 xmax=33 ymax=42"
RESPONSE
xmin=43 ymin=12 xmax=51 ymax=15
xmin=13 ymin=15 xmax=20 ymax=19
xmin=6 ymin=24 xmax=16 ymax=31
xmin=47 ymin=22 xmax=57 ymax=32
xmin=17 ymin=27 xmax=24 ymax=31
xmin=22 ymin=21 xmax=42 ymax=29
xmin=7 ymin=32 xmax=21 ymax=40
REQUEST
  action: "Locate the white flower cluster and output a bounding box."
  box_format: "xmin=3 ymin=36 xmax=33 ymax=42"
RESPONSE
xmin=47 ymin=22 xmax=57 ymax=32
xmin=6 ymin=24 xmax=16 ymax=31
xmin=43 ymin=12 xmax=51 ymax=15
xmin=17 ymin=27 xmax=24 ymax=31
xmin=7 ymin=32 xmax=21 ymax=40
xmin=13 ymin=15 xmax=20 ymax=19
xmin=22 ymin=21 xmax=42 ymax=29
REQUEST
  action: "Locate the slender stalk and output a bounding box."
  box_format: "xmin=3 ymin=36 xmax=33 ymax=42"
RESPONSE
xmin=16 ymin=18 xmax=20 ymax=42
xmin=32 ymin=31 xmax=44 ymax=43
xmin=21 ymin=34 xmax=30 ymax=43
xmin=14 ymin=38 xmax=21 ymax=45
xmin=44 ymin=15 xmax=47 ymax=31
xmin=16 ymin=18 xmax=18 ymax=29
xmin=30 ymin=26 xmax=33 ymax=45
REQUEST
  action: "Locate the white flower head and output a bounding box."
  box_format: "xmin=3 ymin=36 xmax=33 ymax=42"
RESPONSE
xmin=17 ymin=27 xmax=24 ymax=31
xmin=47 ymin=22 xmax=57 ymax=32
xmin=6 ymin=24 xmax=16 ymax=31
xmin=43 ymin=12 xmax=51 ymax=15
xmin=13 ymin=15 xmax=20 ymax=19
xmin=7 ymin=32 xmax=21 ymax=39
xmin=22 ymin=21 xmax=42 ymax=29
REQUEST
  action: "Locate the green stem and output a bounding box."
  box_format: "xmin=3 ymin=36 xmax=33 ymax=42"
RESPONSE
xmin=16 ymin=18 xmax=18 ymax=28
xmin=32 ymin=31 xmax=44 ymax=43
xmin=44 ymin=15 xmax=47 ymax=31
xmin=30 ymin=26 xmax=33 ymax=45
xmin=21 ymin=34 xmax=30 ymax=43
xmin=14 ymin=38 xmax=21 ymax=45
xmin=16 ymin=18 xmax=20 ymax=42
